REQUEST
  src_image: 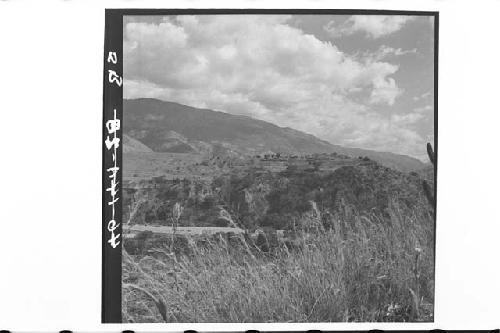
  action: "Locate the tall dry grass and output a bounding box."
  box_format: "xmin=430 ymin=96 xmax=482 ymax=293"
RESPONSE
xmin=122 ymin=202 xmax=434 ymax=323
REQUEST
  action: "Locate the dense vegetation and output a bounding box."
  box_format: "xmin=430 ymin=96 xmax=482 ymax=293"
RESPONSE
xmin=123 ymin=202 xmax=434 ymax=322
xmin=122 ymin=156 xmax=434 ymax=322
xmin=124 ymin=159 xmax=430 ymax=232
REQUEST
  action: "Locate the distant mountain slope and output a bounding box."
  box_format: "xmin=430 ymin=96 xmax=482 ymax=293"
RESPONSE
xmin=123 ymin=134 xmax=153 ymax=153
xmin=329 ymin=146 xmax=428 ymax=173
xmin=124 ymin=98 xmax=426 ymax=172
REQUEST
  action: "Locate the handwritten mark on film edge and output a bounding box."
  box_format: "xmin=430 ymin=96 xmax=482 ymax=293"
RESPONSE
xmin=105 ymin=51 xmax=121 ymax=249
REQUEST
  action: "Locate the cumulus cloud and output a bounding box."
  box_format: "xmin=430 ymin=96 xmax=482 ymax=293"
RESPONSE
xmin=413 ymin=91 xmax=433 ymax=102
xmin=369 ymin=77 xmax=401 ymax=105
xmin=391 ymin=112 xmax=424 ymax=125
xmin=365 ymin=45 xmax=417 ymax=62
xmin=343 ymin=119 xmax=426 ymax=159
xmin=325 ymin=15 xmax=415 ymax=39
xmin=414 ymin=104 xmax=433 ymax=113
xmin=124 ymin=15 xmax=426 ymax=158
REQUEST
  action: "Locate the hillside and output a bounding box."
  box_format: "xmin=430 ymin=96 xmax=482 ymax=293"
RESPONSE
xmin=124 ymin=157 xmax=432 ymax=232
xmin=123 ymin=134 xmax=153 ymax=153
xmin=122 ymin=99 xmax=435 ymax=323
xmin=123 ymin=98 xmax=426 ymax=173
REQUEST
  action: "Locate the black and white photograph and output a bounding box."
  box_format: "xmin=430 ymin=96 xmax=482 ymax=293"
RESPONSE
xmin=3 ymin=0 xmax=500 ymax=332
xmin=120 ymin=12 xmax=437 ymax=323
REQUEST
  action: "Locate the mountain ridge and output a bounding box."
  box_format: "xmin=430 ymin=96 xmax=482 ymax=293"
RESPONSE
xmin=123 ymin=98 xmax=426 ymax=173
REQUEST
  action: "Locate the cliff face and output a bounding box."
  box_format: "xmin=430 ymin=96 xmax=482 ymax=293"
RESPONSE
xmin=214 ymin=160 xmax=429 ymax=230
xmin=124 ymin=157 xmax=431 ymax=232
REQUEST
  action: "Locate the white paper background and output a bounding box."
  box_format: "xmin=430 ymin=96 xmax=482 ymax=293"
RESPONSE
xmin=0 ymin=0 xmax=499 ymax=331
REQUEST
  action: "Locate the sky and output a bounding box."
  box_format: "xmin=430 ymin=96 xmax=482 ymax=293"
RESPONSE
xmin=123 ymin=14 xmax=435 ymax=160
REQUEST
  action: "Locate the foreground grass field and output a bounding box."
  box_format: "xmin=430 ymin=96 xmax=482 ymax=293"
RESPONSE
xmin=122 ymin=204 xmax=434 ymax=323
